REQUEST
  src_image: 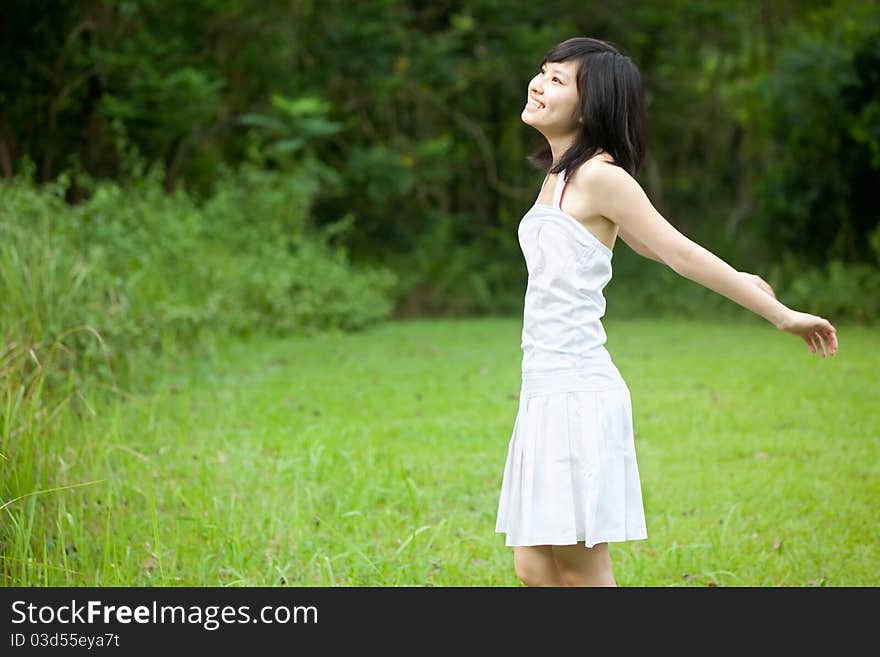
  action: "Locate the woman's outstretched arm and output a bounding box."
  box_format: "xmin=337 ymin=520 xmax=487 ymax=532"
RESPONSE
xmin=587 ymin=164 xmax=838 ymax=357
xmin=618 ymin=225 xmax=779 ymax=298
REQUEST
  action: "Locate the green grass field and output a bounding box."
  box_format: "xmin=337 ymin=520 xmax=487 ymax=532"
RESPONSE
xmin=3 ymin=317 xmax=877 ymax=586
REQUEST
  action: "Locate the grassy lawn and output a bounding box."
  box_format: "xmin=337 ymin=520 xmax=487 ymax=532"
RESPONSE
xmin=4 ymin=317 xmax=877 ymax=586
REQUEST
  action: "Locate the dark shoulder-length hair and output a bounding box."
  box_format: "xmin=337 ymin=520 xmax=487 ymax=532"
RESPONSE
xmin=526 ymin=37 xmax=647 ymax=178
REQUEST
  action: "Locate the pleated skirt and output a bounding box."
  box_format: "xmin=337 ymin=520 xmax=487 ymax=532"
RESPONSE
xmin=495 ymin=363 xmax=648 ymax=548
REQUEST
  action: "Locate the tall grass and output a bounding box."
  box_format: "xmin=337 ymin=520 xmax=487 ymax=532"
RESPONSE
xmin=0 ymin=161 xmax=397 ymax=584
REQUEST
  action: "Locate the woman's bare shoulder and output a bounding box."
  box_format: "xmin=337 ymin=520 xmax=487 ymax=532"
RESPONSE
xmin=568 ymin=154 xmax=623 ymax=198
xmin=571 ymin=152 xmax=617 ymax=176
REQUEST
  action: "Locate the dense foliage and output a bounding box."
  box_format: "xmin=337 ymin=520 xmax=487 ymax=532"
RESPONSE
xmin=1 ymin=0 xmax=877 ymax=319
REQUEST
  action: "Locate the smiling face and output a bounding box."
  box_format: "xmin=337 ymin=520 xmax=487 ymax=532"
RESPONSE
xmin=522 ymin=59 xmax=581 ymax=135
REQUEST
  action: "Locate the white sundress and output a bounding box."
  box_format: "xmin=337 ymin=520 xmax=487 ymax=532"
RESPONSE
xmin=494 ymin=166 xmax=648 ymax=549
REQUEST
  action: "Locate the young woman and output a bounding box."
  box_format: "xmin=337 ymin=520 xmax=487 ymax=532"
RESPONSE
xmin=494 ymin=37 xmax=838 ymax=587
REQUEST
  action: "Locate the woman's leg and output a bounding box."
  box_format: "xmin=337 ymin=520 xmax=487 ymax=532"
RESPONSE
xmin=551 ymin=541 xmax=616 ymax=587
xmin=513 ymin=545 xmax=566 ymax=586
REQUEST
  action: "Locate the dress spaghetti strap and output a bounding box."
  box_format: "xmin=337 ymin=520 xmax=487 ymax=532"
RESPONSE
xmin=558 ymin=170 xmax=569 ymax=209
xmin=549 ymin=168 xmax=569 ymax=210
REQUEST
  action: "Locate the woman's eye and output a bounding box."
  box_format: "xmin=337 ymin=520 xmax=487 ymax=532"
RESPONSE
xmin=539 ymin=69 xmax=561 ymax=84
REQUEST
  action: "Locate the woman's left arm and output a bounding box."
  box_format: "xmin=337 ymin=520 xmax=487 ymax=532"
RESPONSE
xmin=618 ymin=226 xmax=776 ymax=296
xmin=590 ymin=165 xmax=791 ymax=329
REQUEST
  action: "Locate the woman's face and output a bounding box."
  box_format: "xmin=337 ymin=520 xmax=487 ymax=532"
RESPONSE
xmin=522 ymin=59 xmax=581 ymax=134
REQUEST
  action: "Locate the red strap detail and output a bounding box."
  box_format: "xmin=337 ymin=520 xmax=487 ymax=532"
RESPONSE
xmin=559 ymin=179 xmax=569 ymax=209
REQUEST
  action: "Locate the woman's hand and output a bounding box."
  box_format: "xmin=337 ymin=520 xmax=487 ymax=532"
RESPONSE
xmin=776 ymin=310 xmax=839 ymax=358
xmin=737 ymin=272 xmax=838 ymax=357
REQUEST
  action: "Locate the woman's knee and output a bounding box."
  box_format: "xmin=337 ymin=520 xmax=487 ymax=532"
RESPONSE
xmin=552 ymin=542 xmax=616 ymax=587
xmin=513 ymin=547 xmax=563 ymax=587
xmin=557 ymin=568 xmax=616 ymax=587
xmin=514 ymin=562 xmax=554 ymax=587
